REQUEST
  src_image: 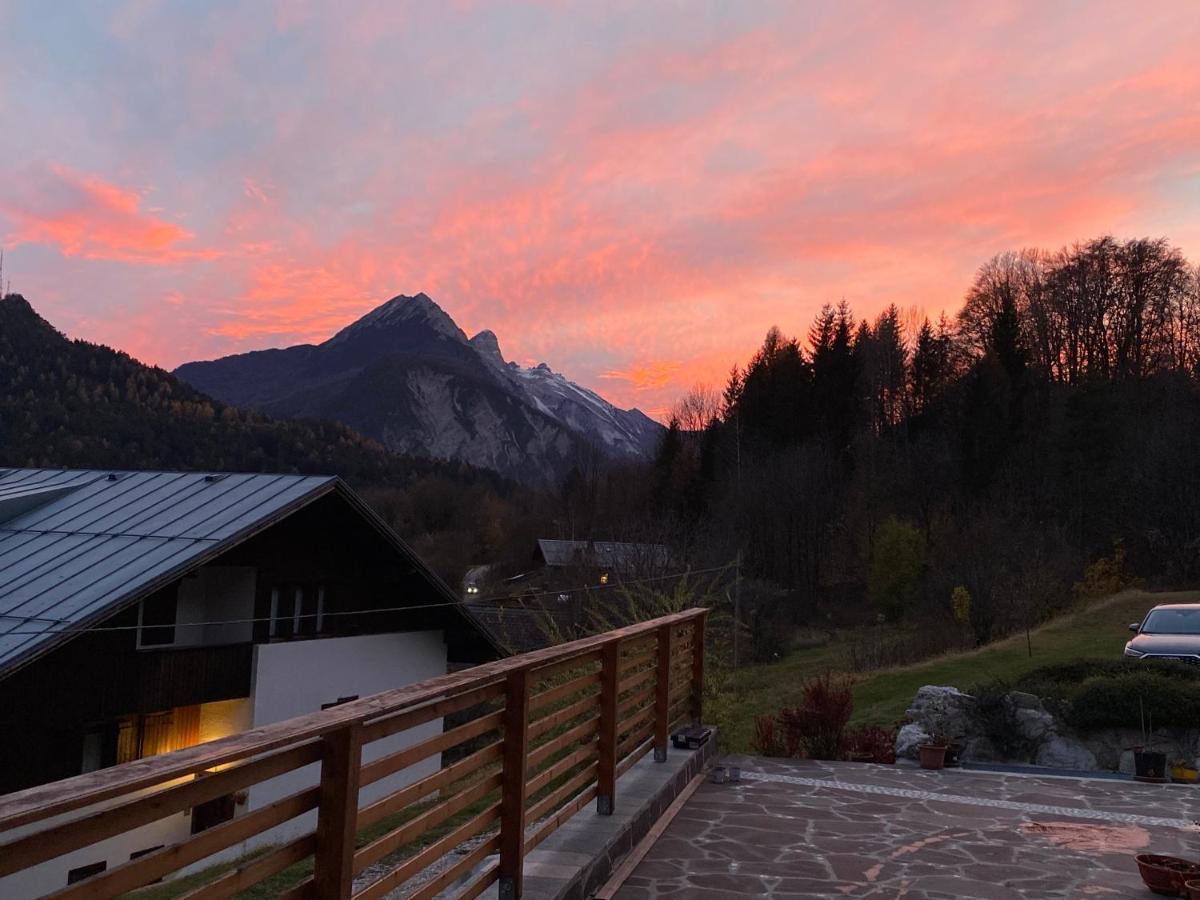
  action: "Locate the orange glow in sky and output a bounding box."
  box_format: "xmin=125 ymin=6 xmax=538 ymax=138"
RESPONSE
xmin=1 ymin=2 xmax=1199 ymax=419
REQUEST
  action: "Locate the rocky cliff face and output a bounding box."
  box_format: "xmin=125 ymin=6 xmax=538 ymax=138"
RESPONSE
xmin=175 ymin=294 xmax=662 ymax=484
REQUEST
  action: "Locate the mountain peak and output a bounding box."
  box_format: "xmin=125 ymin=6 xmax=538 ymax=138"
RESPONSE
xmin=326 ymin=293 xmax=466 ymax=345
xmin=469 ymin=329 xmax=506 ymax=366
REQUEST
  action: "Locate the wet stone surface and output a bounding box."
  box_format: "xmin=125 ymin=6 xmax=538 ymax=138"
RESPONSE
xmin=613 ymin=756 xmax=1200 ymax=899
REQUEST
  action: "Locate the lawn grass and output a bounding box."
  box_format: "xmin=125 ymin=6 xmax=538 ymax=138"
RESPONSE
xmin=713 ymin=589 xmax=1198 ymax=752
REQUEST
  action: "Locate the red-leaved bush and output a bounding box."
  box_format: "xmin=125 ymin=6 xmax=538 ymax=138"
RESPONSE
xmin=752 ymin=675 xmax=895 ymax=764
xmin=844 ymin=723 xmax=897 ymax=764
xmin=752 ymin=714 xmax=786 ymax=757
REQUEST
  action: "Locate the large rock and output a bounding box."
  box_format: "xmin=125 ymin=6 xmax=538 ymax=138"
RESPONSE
xmin=895 ymin=723 xmax=931 ymax=761
xmin=904 ymin=685 xmax=977 ymax=741
xmin=1012 ymin=706 xmax=1057 ymax=742
xmin=1035 ymin=735 xmax=1098 ymax=770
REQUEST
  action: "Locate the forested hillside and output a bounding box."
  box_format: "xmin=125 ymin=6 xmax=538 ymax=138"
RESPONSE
xmin=570 ymin=236 xmax=1200 ymax=660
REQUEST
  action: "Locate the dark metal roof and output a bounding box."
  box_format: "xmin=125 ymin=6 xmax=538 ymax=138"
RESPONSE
xmin=0 ymin=468 xmax=336 ymax=675
xmin=535 ymin=539 xmax=671 ymax=572
xmin=460 ymin=603 xmax=573 ymax=654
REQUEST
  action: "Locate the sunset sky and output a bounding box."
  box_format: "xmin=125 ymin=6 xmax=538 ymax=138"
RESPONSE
xmin=2 ymin=2 xmax=1199 ymax=418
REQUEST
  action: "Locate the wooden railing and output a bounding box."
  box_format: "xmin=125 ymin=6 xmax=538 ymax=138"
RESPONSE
xmin=0 ymin=608 xmax=707 ymax=899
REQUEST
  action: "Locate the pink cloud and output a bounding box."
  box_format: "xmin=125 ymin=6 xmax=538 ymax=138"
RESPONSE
xmin=7 ymin=3 xmax=1200 ymax=423
xmin=600 ymin=361 xmax=682 ymax=391
xmin=1 ymin=163 xmax=217 ymax=265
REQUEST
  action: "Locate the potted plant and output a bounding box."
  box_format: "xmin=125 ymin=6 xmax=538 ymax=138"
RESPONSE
xmin=918 ymin=736 xmax=948 ymax=770
xmin=1134 ymin=702 xmax=1169 ymax=783
xmin=1171 ymin=760 xmax=1199 ymax=785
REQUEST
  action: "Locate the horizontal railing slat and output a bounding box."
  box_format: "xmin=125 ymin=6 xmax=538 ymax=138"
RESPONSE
xmin=357 ymin=740 xmax=502 ymax=830
xmin=48 ymin=787 xmax=320 ymax=899
xmin=523 ymin=785 xmax=598 ymax=854
xmin=409 ymin=835 xmax=500 ymax=900
xmin=527 ymin=744 xmax=597 ymax=797
xmin=352 ymin=803 xmax=500 ymax=900
xmin=528 ymin=694 xmax=598 ymax=743
xmin=360 ymin=681 xmax=504 ymax=745
xmin=617 ymin=666 xmax=656 ymax=697
xmin=359 ymin=710 xmax=504 ymax=787
xmin=526 ymin=715 xmax=599 ymax=770
xmin=177 ymin=834 xmax=317 ymax=900
xmin=353 ymin=772 xmax=502 ymax=874
xmin=525 ymin=761 xmax=598 ymax=824
xmin=0 ymin=741 xmax=322 ymax=878
xmin=529 ymin=669 xmax=601 ymax=713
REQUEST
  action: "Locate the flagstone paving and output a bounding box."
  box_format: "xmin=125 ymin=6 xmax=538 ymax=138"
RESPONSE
xmin=613 ymin=755 xmax=1200 ymax=899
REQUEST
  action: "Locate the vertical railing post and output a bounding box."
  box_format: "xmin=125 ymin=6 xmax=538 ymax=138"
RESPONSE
xmin=653 ymin=624 xmax=672 ymax=762
xmin=691 ymin=611 xmax=707 ymax=725
xmin=312 ymin=721 xmax=363 ymax=899
xmin=596 ymin=640 xmax=620 ymax=815
xmin=498 ymin=667 xmax=531 ymax=900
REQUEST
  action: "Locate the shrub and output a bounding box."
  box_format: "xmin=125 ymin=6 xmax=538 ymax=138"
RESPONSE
xmin=951 ymin=585 xmax=971 ymax=626
xmin=1064 ymin=672 xmax=1200 ymax=733
xmin=974 ymin=659 xmax=1200 ymax=739
xmin=780 ymin=673 xmax=854 ymax=760
xmin=844 ymin=724 xmax=897 ymax=763
xmin=1072 ymin=539 xmax=1141 ymax=600
xmin=971 ymin=681 xmax=1041 ymax=760
xmin=869 ymin=517 xmax=927 ymax=622
xmin=752 ymin=714 xmax=786 ymax=757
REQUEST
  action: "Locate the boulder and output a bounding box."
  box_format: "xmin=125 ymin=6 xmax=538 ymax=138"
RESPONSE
xmin=1012 ymin=706 xmax=1056 ymax=743
xmin=961 ymin=735 xmax=997 ymax=762
xmin=895 ymin=723 xmax=931 ymax=761
xmin=1035 ymin=735 xmax=1098 ymax=770
xmin=1006 ymin=690 xmax=1043 ymax=710
xmin=904 ymin=685 xmax=977 ymax=741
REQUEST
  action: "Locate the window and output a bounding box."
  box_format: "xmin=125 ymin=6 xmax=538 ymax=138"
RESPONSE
xmin=80 ymin=724 xmax=118 ymax=774
xmin=115 ymin=706 xmax=202 ymax=764
xmin=191 ymin=793 xmax=235 ymax=834
xmin=270 ymin=584 xmax=325 ymax=638
xmin=67 ymin=861 xmax=106 ymax=885
xmin=138 ymin=592 xmax=178 ymax=646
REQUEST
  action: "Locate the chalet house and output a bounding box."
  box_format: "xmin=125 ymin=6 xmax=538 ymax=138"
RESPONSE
xmin=462 ymin=540 xmax=675 ymax=654
xmin=0 ymin=468 xmax=495 ymax=896
xmin=532 ymin=539 xmax=672 ymax=583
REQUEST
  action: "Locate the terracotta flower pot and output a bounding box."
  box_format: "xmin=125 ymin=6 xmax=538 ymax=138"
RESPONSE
xmin=1185 ymin=878 xmax=1200 ymax=900
xmin=918 ymin=744 xmax=947 ymax=770
xmin=1135 ymin=854 xmax=1200 ymax=896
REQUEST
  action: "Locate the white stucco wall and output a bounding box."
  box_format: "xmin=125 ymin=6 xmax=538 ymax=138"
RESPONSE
xmin=236 ymin=630 xmax=449 ymax=849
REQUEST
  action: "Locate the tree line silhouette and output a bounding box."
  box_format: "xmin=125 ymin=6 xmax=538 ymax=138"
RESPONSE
xmin=637 ymin=236 xmax=1200 ymax=658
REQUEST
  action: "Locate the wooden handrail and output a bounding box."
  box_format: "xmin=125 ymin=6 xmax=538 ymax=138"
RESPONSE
xmin=0 ymin=607 xmax=708 ymax=900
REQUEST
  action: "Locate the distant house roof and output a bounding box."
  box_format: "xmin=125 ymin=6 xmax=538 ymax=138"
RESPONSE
xmin=0 ymin=468 xmax=494 ymax=677
xmin=460 ymin=603 xmax=574 ymax=653
xmin=534 ymin=539 xmax=671 ymax=573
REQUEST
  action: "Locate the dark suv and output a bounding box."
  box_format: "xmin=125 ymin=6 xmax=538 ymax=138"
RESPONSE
xmin=1125 ymin=604 xmax=1200 ymax=662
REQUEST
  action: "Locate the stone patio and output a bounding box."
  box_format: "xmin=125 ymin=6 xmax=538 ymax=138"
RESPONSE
xmin=613 ymin=755 xmax=1200 ymax=898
